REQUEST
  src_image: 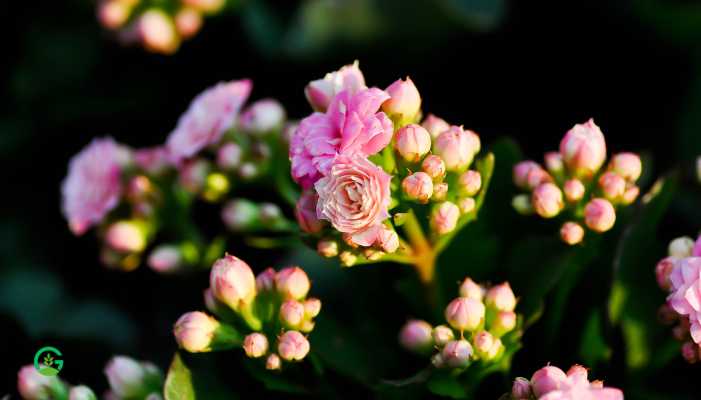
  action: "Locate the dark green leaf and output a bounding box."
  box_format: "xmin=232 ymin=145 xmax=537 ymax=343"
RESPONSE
xmin=164 ymin=353 xmax=195 ymax=400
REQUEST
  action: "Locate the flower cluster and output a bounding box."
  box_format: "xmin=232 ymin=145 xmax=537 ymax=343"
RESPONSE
xmin=17 ymin=355 xmax=163 ymax=400
xmin=399 ymin=277 xmax=521 ymax=370
xmin=290 ymin=62 xmax=489 ymax=280
xmin=655 ymin=235 xmax=701 ymax=363
xmin=509 ymin=364 xmax=623 ymax=399
xmin=62 ymin=80 xmax=294 ymax=273
xmin=173 ymin=254 xmax=320 ymax=369
xmin=512 ymin=119 xmax=641 ymax=245
xmin=97 ymin=0 xmax=229 ymax=54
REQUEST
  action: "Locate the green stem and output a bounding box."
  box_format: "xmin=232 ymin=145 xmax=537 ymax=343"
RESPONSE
xmin=402 ymin=210 xmax=437 ymax=284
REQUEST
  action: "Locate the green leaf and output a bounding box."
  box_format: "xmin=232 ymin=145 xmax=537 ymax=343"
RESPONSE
xmin=242 ymin=360 xmax=308 ymax=394
xmin=426 ymin=371 xmax=467 ymax=399
xmin=164 ymin=353 xmax=195 ymax=400
xmin=578 ymin=311 xmax=611 ymax=367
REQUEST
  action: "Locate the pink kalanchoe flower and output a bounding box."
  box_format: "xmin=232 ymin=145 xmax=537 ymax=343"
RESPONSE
xmin=280 ymin=299 xmax=306 ymax=328
xmin=441 ymin=339 xmax=473 ymax=368
xmin=399 ymin=319 xmax=434 ymax=353
xmin=563 ymin=179 xmax=586 ymax=202
xmin=667 ymin=257 xmax=701 ymax=343
xmin=655 ymin=256 xmax=677 ymax=291
xmin=243 ymin=332 xmax=269 ymax=358
xmin=138 ymin=9 xmax=180 ymax=55
xmin=377 ymin=226 xmax=400 ymax=253
xmin=277 ymin=330 xmax=310 ymax=361
xmin=445 ymin=297 xmax=485 ymax=332
xmin=239 ymin=98 xmax=286 ymax=136
xmin=584 ymin=198 xmax=616 ymax=233
xmin=382 ymin=77 xmax=422 ymax=121
xmin=210 ymin=254 xmax=257 ymax=310
xmin=544 ymin=151 xmax=564 ymax=174
xmin=531 ymin=365 xmax=568 ymax=397
xmin=692 ymin=235 xmax=701 ymax=257
xmin=598 ymin=172 xmax=626 ymax=202
xmin=394 ymin=124 xmax=431 ymax=162
xmin=608 ymin=152 xmax=642 ymax=182
xmin=62 ymin=137 xmax=124 ymax=236
xmin=432 ymin=201 xmax=461 ymax=234
xmin=532 ymin=183 xmax=564 ymax=218
xmin=276 ymin=266 xmax=311 ymax=300
xmin=513 ymin=161 xmax=552 ymax=190
xmin=18 ymin=364 xmax=56 ymax=400
xmin=305 ymin=61 xmax=366 ymax=112
xmin=134 ymin=146 xmax=170 ymax=175
xmin=174 ymin=7 xmax=202 ymax=39
xmin=295 ymin=191 xmax=324 ymax=234
xmin=458 ymin=170 xmax=482 ymax=197
xmin=314 ymin=155 xmax=391 ymax=246
xmin=422 ymin=154 xmax=446 ymax=180
xmin=173 ymin=311 xmax=219 ymax=353
xmin=402 ymin=172 xmax=434 ymax=203
xmin=559 ymin=118 xmax=607 ymax=178
xmin=433 ymin=126 xmax=479 ymax=171
xmin=560 ymin=222 xmax=585 ymax=245
xmin=422 ymin=114 xmax=451 ymax=139
xmin=166 ymin=80 xmax=252 ymax=165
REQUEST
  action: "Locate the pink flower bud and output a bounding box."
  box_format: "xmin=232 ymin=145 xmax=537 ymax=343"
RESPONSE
xmin=377 ymin=226 xmax=400 ymax=253
xmin=559 ymin=118 xmax=607 ymax=178
xmin=669 ymin=236 xmax=694 ymax=258
xmin=458 ymin=198 xmax=475 ymax=216
xmin=210 ymin=255 xmax=256 ymax=310
xmin=394 ymin=124 xmax=431 ymax=162
xmin=512 ymin=194 xmax=534 ymax=215
xmin=563 ymin=179 xmax=586 ymax=202
xmin=399 ymin=319 xmax=434 ymax=353
xmin=277 ymin=331 xmax=310 ymax=361
xmin=621 ymin=184 xmax=640 ymax=205
xmin=658 ymin=303 xmax=678 ymax=325
xmin=276 ymin=267 xmax=311 ymax=300
xmin=98 ymin=1 xmax=130 ymax=30
xmin=530 ymin=365 xmax=567 ymax=397
xmin=148 ymin=245 xmax=183 ymax=274
xmin=532 ymin=183 xmax=564 ymax=218
xmin=238 ymin=162 xmax=259 ymax=180
xmin=174 ymin=311 xmax=219 ymax=353
xmin=18 ymin=365 xmax=57 ymax=400
xmin=485 ymin=283 xmax=517 ymax=312
xmin=266 ymin=353 xmax=281 ymax=370
xmin=566 ymin=364 xmax=589 ymax=384
xmin=216 ymin=142 xmax=242 ymax=171
xmin=458 ymin=170 xmax=482 ymax=197
xmin=609 ymin=152 xmax=642 ymax=182
xmin=243 ymin=333 xmax=269 ymax=358
xmin=492 ymin=311 xmax=517 ymax=337
xmin=598 ymin=172 xmax=626 ymax=201
xmin=422 ymin=155 xmax=446 ymax=180
xmin=445 ymin=297 xmax=485 ymax=332
xmin=203 ymin=288 xmax=222 ymax=314
xmin=221 ymin=199 xmax=258 ymax=231
xmin=459 ymin=278 xmax=484 ymax=300
xmin=473 ymin=330 xmax=495 ymax=357
xmin=105 ymin=220 xmax=147 ymax=253
xmin=434 ymin=126 xmax=478 ymax=171
xmin=138 ymin=9 xmax=180 ymax=55
xmin=174 ymin=7 xmax=202 ymax=39
xmin=433 ymin=182 xmax=449 ymax=201
xmin=560 ymin=222 xmax=585 ymax=245
xmin=383 ymin=77 xmax=421 ymax=120
xmin=305 ymin=61 xmax=366 ymax=112
xmin=69 ymin=385 xmax=97 ymax=400
xmin=339 ymin=251 xmax=357 ymax=267
xmin=584 ymin=198 xmax=616 ymax=233
xmin=422 ymin=114 xmax=451 ymax=139
xmin=239 ymin=99 xmax=286 ymax=136
xmin=255 ymin=267 xmax=276 ymax=292
xmin=511 ymin=377 xmax=532 ymax=400
xmin=402 ymin=172 xmax=433 ymax=203
xmin=673 ymin=318 xmax=691 ymax=341
xmin=432 ymin=201 xmax=461 ymax=235
xmin=513 ymin=161 xmax=551 ymax=190
xmin=441 ymin=339 xmax=473 ymax=368
xmin=304 ymin=298 xmax=322 ymax=318
xmin=280 ymin=300 xmax=306 ymax=328
xmin=544 ymin=152 xmax=564 ymax=174
xmin=179 ymin=159 xmax=210 ymax=193
xmin=104 ymin=356 xmax=149 ymax=398
xmin=432 ymin=325 xmax=455 ymax=347
xmin=317 ymin=239 xmax=339 ymax=258
xmin=183 ymin=0 xmax=225 ymax=13
xmin=682 ymin=341 xmax=699 ymax=363
xmin=134 ymin=146 xmax=169 ymax=176
xmin=295 ymin=191 xmax=324 ymax=234
xmin=655 ymin=257 xmax=677 ymax=291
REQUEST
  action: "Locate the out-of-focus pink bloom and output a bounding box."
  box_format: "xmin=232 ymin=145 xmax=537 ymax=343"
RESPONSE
xmin=394 ymin=124 xmax=431 ymax=162
xmin=134 ymin=146 xmax=170 ymax=175
xmin=243 ymin=333 xmax=268 ymax=358
xmin=473 ymin=330 xmax=495 ymax=357
xmin=598 ymin=172 xmax=626 ymax=202
xmin=670 ymin=236 xmax=695 ymax=258
xmin=681 ymin=341 xmax=699 ymax=363
xmin=513 ymin=161 xmax=552 ymax=190
xmin=511 ymin=377 xmax=532 ymax=399
xmin=266 ymin=354 xmax=281 ymax=370
xmin=69 ymin=385 xmax=96 ymax=400
xmin=106 ymin=220 xmax=146 ymax=253
xmin=584 ymin=198 xmax=616 ymax=233
xmin=560 ymin=222 xmax=585 ymax=245
xmin=179 ymin=158 xmax=210 ymax=193
xmin=277 ymin=331 xmax=310 ymax=361
xmin=458 ymin=170 xmax=481 ymax=197
xmin=18 ymin=365 xmax=57 ymax=400
xmin=693 ymin=236 xmax=701 ymax=257
xmin=280 ymin=300 xmax=306 ymax=328
xmin=239 ymin=98 xmax=286 ymax=135
xmin=458 ymin=198 xmax=476 ymax=214
xmin=382 ymin=77 xmax=421 ymax=120
xmin=433 ymin=126 xmax=479 ymax=171
xmin=441 ymin=339 xmax=473 ymax=368
xmin=216 ymin=142 xmax=242 ymax=171
xmin=104 ymin=356 xmax=149 ymax=398
xmin=485 ymin=283 xmax=517 ymax=312
xmin=166 ymin=80 xmax=252 ymax=165
xmin=255 ymin=267 xmax=276 ymax=292
xmin=138 ymin=9 xmax=179 ymax=54
xmin=148 ymin=245 xmax=183 ymax=274
xmin=314 ymin=155 xmax=391 ymax=244
xmin=174 ymin=311 xmax=219 ymax=352
xmin=563 ymin=179 xmax=585 ymax=202
xmin=544 ymin=152 xmax=564 ymax=174
xmin=422 ymin=114 xmax=450 ymax=139
xmin=422 ymin=155 xmax=446 ymax=180
xmin=175 ymin=7 xmax=202 ymax=39
xmin=98 ymin=0 xmax=131 ymax=29
xmin=492 ymin=310 xmax=517 ymax=336
xmin=183 ymin=0 xmax=225 ymax=14
xmin=432 ymin=325 xmax=455 ymax=347
xmin=305 ymin=61 xmax=366 ymax=112
xmin=445 ymin=297 xmax=485 ymax=332
xmin=276 ymin=266 xmax=311 ymax=300
xmin=608 ymin=152 xmax=642 ymax=182
xmin=317 ymin=239 xmax=339 ymax=257
xmin=399 ymin=319 xmax=434 ymax=353
xmin=303 ymin=298 xmax=322 ymax=318
xmin=295 ymin=191 xmax=324 ymax=234
xmin=656 ymin=257 xmax=677 ymax=291
xmin=62 ymin=137 xmax=124 ymax=236
xmin=621 ymin=184 xmax=639 ymax=205
xmin=531 ymin=365 xmax=568 ymax=397
xmin=210 ymin=254 xmax=256 ymax=310
xmin=667 ymin=257 xmax=701 ymax=343
xmin=433 ymin=182 xmax=449 ymax=201
xmin=432 ymin=201 xmax=460 ymax=234
xmin=532 ymin=183 xmax=564 ymax=218
xmin=377 ymin=226 xmax=400 ymax=253
xmin=559 ymin=119 xmax=607 ymax=178
xmin=402 ymin=172 xmax=433 ymax=203
xmin=459 ymin=277 xmax=484 ymax=300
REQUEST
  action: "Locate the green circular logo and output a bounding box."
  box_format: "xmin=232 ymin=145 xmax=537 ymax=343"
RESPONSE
xmin=34 ymin=346 xmax=63 ymax=376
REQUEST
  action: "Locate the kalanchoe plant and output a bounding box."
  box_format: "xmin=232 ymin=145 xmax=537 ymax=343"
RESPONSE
xmin=290 ymin=62 xmax=494 ymax=282
xmin=512 ymin=119 xmax=642 ymax=245
xmin=173 ymin=254 xmax=320 ymax=370
xmin=61 ymin=80 xmax=297 ymax=273
xmin=506 ymin=364 xmax=623 ymax=399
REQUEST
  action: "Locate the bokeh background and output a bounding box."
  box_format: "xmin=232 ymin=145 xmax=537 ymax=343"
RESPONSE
xmin=4 ymin=0 xmax=701 ymax=398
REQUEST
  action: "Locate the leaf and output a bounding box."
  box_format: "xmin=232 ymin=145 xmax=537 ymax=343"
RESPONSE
xmin=164 ymin=353 xmax=195 ymax=400
xmin=242 ymin=360 xmax=308 ymax=394
xmin=578 ymin=311 xmax=611 ymax=367
xmin=426 ymin=371 xmax=467 ymax=399
xmin=438 ymin=0 xmax=506 ymax=31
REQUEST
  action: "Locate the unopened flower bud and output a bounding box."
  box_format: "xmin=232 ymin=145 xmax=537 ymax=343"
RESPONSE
xmin=432 ymin=325 xmax=455 ymax=347
xmin=266 ymin=353 xmax=281 ymax=370
xmin=210 ymin=254 xmax=256 ymax=310
xmin=240 ymin=99 xmax=286 ymax=136
xmin=179 ymin=159 xmax=210 ymax=193
xmin=174 ymin=311 xmax=219 ymax=353
xmin=106 ymin=220 xmax=147 ymax=253
xmin=491 ymin=311 xmax=517 ymax=337
xmin=243 ymin=333 xmax=269 ymax=358
xmin=513 ymin=161 xmax=551 ymax=190
xmin=18 ymin=365 xmax=61 ymax=400
xmin=422 ymin=114 xmax=450 ymax=139
xmin=139 ymin=9 xmax=180 ymax=55
xmin=184 ymin=0 xmax=225 ymax=13
xmin=148 ymin=245 xmax=183 ymax=274
xmin=255 ymin=268 xmax=276 ymax=292
xmin=276 ymin=267 xmax=310 ymax=300
xmin=512 ymin=194 xmax=534 ymax=215
xmin=317 ymin=239 xmax=339 ymax=258
xmin=364 ymin=248 xmax=385 ymax=261
xmin=259 ymin=203 xmax=282 ymax=224
xmin=560 ymin=222 xmax=585 ymax=245
xmin=530 ymin=365 xmax=567 ymax=397
xmin=445 ymin=297 xmax=485 ymax=332
xmin=399 ymin=320 xmax=434 ymax=353
xmin=126 ymin=175 xmax=153 ymax=202
xmin=304 ymin=298 xmax=322 ymax=318
xmin=511 ymin=377 xmax=532 ymax=400
xmin=383 ymin=77 xmax=421 ymax=121
xmin=532 ymin=183 xmax=564 ymax=218
xmin=457 ymin=198 xmax=476 ymax=215
xmin=669 ymin=236 xmax=695 ymax=258
xmin=395 ymin=124 xmax=431 ymax=162
xmin=203 ymin=288 xmax=223 ymax=314
xmin=682 ymin=341 xmax=699 ymax=363
xmin=458 ymin=170 xmax=481 ymax=197
xmin=441 ymin=340 xmax=473 ymax=368
xmin=656 ymin=257 xmax=677 ymax=291
xmin=609 ymin=152 xmax=642 ymax=182
xmin=296 ymin=191 xmax=324 ymax=234
xmin=485 ymin=283 xmax=516 ymax=312
xmin=559 ymin=118 xmax=607 ymax=178
xmin=464 ymin=129 xmax=481 ymax=155
xmin=673 ymin=318 xmax=691 ymax=341
xmin=658 ymin=303 xmax=678 ymax=325
xmin=69 ymin=385 xmax=97 ymax=400
xmin=280 ymin=300 xmax=306 ymax=328
xmin=377 ymin=226 xmax=400 ymax=253
xmin=222 ymin=199 xmax=259 ymax=231
xmin=174 ymin=7 xmax=202 ymax=39
xmin=544 ymin=152 xmax=564 ymax=174
xmin=599 ymin=172 xmax=626 ymax=201
xmin=563 ymin=179 xmax=586 ymax=202
xmin=216 ymin=142 xmax=242 ymax=171
xmin=403 ymin=172 xmax=433 ymax=203
xmin=339 ymin=251 xmax=357 ymax=267
xmin=459 ymin=277 xmax=484 ymax=300
xmin=422 ymin=155 xmax=446 ymax=180
xmin=621 ymin=184 xmax=640 ymax=205
xmin=433 ymin=182 xmax=449 ymax=201
xmin=434 ymin=127 xmax=478 ymax=171
xmin=584 ymin=198 xmax=616 ymax=233
xmin=473 ymin=330 xmax=495 ymax=358
xmin=104 ymin=356 xmax=154 ymax=398
xmin=238 ymin=162 xmax=258 ymax=180
xmin=277 ymin=331 xmax=310 ymax=361
xmin=566 ymin=364 xmax=588 ymax=384
xmin=432 ymin=201 xmax=460 ymax=234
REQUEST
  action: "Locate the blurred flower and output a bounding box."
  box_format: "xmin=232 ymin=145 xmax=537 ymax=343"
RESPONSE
xmin=174 ymin=7 xmax=203 ymax=39
xmin=139 ymin=9 xmax=180 ymax=55
xmin=432 ymin=201 xmax=460 ymax=234
xmin=441 ymin=340 xmax=472 ymax=368
xmin=239 ymin=99 xmax=286 ymax=135
xmin=584 ymin=198 xmax=616 ymax=233
xmin=174 ymin=311 xmax=219 ymax=352
xmin=17 ymin=365 xmax=63 ymax=400
xmin=532 ymin=183 xmax=564 ymax=218
xmin=276 ymin=267 xmax=311 ymax=300
xmin=667 ymin=257 xmax=701 ymax=343
xmin=265 ymin=354 xmax=281 ymax=370
xmin=560 ymin=222 xmax=584 ymax=245
xmin=243 ymin=333 xmax=269 ymax=358
xmin=669 ymin=236 xmax=695 ymax=258
xmin=105 ymin=220 xmax=147 ymax=253
xmin=485 ymin=283 xmax=516 ymax=312
xmin=399 ymin=320 xmax=434 ymax=354
xmin=458 ymin=170 xmax=482 ymax=197
xmin=104 ymin=356 xmax=162 ymax=399
xmin=277 ymin=331 xmax=310 ymax=361
xmin=432 ymin=325 xmax=455 ymax=347
xmin=69 ymin=385 xmax=97 ymax=400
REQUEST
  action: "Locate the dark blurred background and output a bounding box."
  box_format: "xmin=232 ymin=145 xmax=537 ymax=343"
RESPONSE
xmin=3 ymin=0 xmax=701 ymax=398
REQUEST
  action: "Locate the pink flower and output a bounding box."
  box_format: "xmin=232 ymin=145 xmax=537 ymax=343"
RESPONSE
xmin=134 ymin=146 xmax=170 ymax=175
xmin=314 ymin=155 xmax=391 ymax=246
xmin=295 ymin=191 xmax=324 ymax=234
xmin=559 ymin=119 xmax=607 ymax=178
xmin=61 ymin=137 xmax=124 ymax=235
xmin=290 ymin=88 xmax=393 ymax=188
xmin=166 ymin=80 xmax=252 ymax=165
xmin=667 ymin=257 xmax=701 ymax=343
xmin=305 ymin=61 xmax=366 ymax=112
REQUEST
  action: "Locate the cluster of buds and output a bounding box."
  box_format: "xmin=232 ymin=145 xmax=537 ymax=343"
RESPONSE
xmin=655 ymin=235 xmax=701 ymax=363
xmin=508 ymin=364 xmax=623 ymax=399
xmin=97 ymin=0 xmax=230 ymax=54
xmin=17 ymin=355 xmax=163 ymax=400
xmin=62 ymin=80 xmax=294 ymax=273
xmin=512 ymin=119 xmax=641 ymax=245
xmin=399 ymin=277 xmax=521 ymax=370
xmin=173 ymin=254 xmax=320 ymax=370
xmin=290 ymin=62 xmax=489 ymax=276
